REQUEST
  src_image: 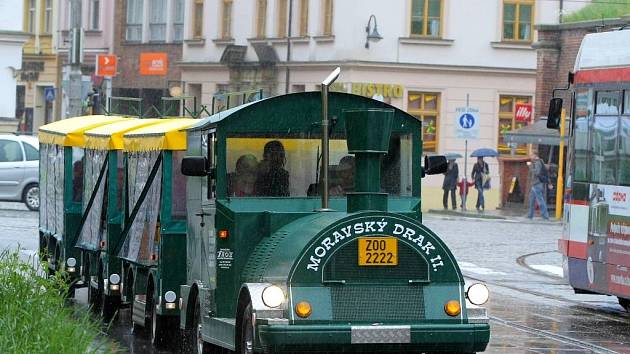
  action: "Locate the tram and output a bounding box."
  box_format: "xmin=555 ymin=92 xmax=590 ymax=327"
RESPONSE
xmin=37 ymin=71 xmax=491 ymax=353
xmin=549 ymin=29 xmax=630 ymax=311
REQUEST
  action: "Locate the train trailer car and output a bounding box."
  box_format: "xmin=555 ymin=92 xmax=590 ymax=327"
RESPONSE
xmin=116 ymin=118 xmax=198 ymax=345
xmin=550 ymin=28 xmax=630 ymax=312
xmin=178 ymin=90 xmax=490 ymax=353
xmin=38 ymin=115 xmax=127 ymax=290
xmin=76 ymin=118 xmax=166 ymax=320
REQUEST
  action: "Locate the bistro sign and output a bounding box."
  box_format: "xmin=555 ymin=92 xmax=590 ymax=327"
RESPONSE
xmin=329 ymin=82 xmax=404 ymax=99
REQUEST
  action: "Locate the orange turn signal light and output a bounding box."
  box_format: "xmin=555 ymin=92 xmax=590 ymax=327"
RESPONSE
xmin=295 ymin=301 xmax=312 ymax=318
xmin=151 ymin=253 xmax=158 ymax=261
xmin=218 ymin=230 xmax=229 ymax=239
xmin=444 ymin=300 xmax=461 ymax=317
xmin=99 ymin=241 xmax=106 ymax=248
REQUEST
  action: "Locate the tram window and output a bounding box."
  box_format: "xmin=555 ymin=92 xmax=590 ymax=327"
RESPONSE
xmin=595 ymin=91 xmax=621 ymax=115
xmin=172 ymin=150 xmax=187 ymax=219
xmin=573 ymin=117 xmax=589 ymax=182
xmin=619 ymin=117 xmax=630 ymax=186
xmin=625 ymin=91 xmax=630 ymax=114
xmin=72 ymin=148 xmax=85 ymax=203
xmin=590 ymin=115 xmax=618 ymax=184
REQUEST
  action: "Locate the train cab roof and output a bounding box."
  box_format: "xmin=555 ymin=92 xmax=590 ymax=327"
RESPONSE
xmin=187 ymin=92 xmax=421 ymax=133
xmin=122 ymin=118 xmax=198 ymax=152
xmin=83 ymin=119 xmax=164 ymax=150
xmin=576 ymin=29 xmax=630 ymax=71
xmin=39 ymin=115 xmax=128 ymax=147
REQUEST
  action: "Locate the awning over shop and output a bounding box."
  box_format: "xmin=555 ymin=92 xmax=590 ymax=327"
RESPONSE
xmin=503 ymin=118 xmax=569 ymax=146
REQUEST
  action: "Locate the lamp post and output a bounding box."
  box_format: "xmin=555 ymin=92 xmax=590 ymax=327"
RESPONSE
xmin=365 ymin=14 xmax=383 ymax=49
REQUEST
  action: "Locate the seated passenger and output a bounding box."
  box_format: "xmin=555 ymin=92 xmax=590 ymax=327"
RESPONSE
xmin=330 ymin=156 xmax=355 ymax=196
xmin=255 ymin=141 xmax=289 ymax=197
xmin=227 ymin=154 xmax=259 ymax=197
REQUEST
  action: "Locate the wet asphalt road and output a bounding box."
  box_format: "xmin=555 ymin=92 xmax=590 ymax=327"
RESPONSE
xmin=1 ymin=205 xmax=629 ymax=353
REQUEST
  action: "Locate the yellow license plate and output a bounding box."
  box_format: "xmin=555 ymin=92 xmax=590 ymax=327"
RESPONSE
xmin=358 ymin=237 xmax=398 ymax=266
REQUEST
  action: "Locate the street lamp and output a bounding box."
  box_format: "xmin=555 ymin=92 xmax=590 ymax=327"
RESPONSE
xmin=365 ymin=14 xmax=382 ymax=49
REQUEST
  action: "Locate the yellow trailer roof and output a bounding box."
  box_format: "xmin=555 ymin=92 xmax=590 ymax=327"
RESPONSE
xmin=123 ymin=118 xmax=197 ymax=152
xmin=84 ymin=119 xmax=165 ymax=150
xmin=39 ymin=115 xmax=128 ymax=147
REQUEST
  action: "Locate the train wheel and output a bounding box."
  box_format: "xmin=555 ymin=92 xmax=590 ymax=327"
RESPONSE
xmin=237 ymin=302 xmax=254 ymax=354
xmin=619 ymin=297 xmax=630 ymax=312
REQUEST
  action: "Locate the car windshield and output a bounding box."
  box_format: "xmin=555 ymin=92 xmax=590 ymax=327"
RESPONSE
xmin=225 ymin=133 xmax=413 ymax=198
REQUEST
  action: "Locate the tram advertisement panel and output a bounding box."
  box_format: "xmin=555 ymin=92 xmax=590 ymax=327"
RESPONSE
xmin=588 ymin=184 xmax=630 ymax=297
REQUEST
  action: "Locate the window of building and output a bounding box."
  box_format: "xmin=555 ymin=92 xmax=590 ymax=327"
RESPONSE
xmin=410 ymin=0 xmax=441 ymax=37
xmin=292 ymin=84 xmax=305 ymax=93
xmin=256 ymin=0 xmax=267 ymax=38
xmin=322 ymin=0 xmax=333 ymax=36
xmin=173 ymin=0 xmax=184 ymax=41
xmin=502 ymin=0 xmax=533 ymax=41
xmin=149 ymin=0 xmax=167 ymax=41
xmin=408 ymin=92 xmax=439 ymax=153
xmin=221 ymin=0 xmax=233 ymax=39
xmin=299 ymin=0 xmax=308 ymax=36
xmin=498 ymin=95 xmax=531 ymax=154
xmin=126 ymin=0 xmax=144 ymax=41
xmin=43 ymin=0 xmax=52 ymax=33
xmin=28 ymin=0 xmax=36 ymax=33
xmin=277 ymin=0 xmax=288 ymax=37
xmin=90 ymin=0 xmax=100 ymax=30
xmin=192 ymin=0 xmax=204 ymax=38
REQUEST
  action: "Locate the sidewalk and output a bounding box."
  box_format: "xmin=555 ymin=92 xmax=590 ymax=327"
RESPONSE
xmin=426 ymin=207 xmax=562 ymax=223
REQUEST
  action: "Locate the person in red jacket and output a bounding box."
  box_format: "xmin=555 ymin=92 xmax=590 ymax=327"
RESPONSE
xmin=458 ymin=177 xmax=475 ymax=209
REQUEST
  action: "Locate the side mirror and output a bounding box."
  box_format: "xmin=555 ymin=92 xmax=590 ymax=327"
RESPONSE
xmin=547 ymin=97 xmax=563 ymax=129
xmin=423 ymin=155 xmax=448 ymax=176
xmin=182 ymin=156 xmax=209 ymax=176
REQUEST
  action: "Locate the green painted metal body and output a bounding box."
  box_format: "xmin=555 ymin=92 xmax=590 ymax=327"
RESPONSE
xmin=182 ymin=93 xmax=489 ymax=353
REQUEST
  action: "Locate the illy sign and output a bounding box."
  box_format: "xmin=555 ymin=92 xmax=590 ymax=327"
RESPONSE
xmin=515 ymin=103 xmax=532 ymax=122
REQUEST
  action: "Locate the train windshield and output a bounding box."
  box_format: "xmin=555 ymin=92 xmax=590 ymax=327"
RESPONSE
xmin=225 ymin=133 xmax=413 ymax=198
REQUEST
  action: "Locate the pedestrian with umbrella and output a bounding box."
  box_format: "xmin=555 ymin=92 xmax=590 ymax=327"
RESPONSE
xmin=442 ymin=153 xmax=461 ymax=210
xmin=470 ymin=149 xmax=497 ymax=211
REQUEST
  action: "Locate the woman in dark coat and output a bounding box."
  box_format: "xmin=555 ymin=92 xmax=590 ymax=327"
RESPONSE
xmin=471 ymin=157 xmax=489 ymax=211
xmin=442 ymin=159 xmax=459 ymax=210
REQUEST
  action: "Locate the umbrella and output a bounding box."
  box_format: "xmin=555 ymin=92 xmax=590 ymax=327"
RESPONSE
xmin=470 ymin=148 xmax=498 ymax=157
xmin=444 ymin=152 xmax=463 ymax=160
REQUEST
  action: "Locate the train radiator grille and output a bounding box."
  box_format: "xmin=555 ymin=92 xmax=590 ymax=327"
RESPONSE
xmin=330 ymin=285 xmax=424 ymax=322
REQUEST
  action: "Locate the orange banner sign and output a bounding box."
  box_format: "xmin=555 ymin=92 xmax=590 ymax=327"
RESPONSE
xmin=96 ymin=54 xmax=117 ymax=77
xmin=139 ymin=52 xmax=168 ymax=76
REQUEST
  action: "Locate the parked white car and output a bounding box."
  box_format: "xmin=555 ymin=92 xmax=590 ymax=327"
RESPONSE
xmin=0 ymin=135 xmax=39 ymax=210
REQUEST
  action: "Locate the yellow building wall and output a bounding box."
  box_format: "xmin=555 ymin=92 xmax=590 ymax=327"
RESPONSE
xmin=421 ymin=186 xmax=500 ymax=212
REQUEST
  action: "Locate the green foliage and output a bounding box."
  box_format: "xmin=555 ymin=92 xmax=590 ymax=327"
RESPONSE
xmin=562 ymin=0 xmax=630 ymax=23
xmin=0 ymin=250 xmax=114 ymax=354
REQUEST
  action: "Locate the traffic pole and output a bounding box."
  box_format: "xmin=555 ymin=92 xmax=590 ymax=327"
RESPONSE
xmin=68 ymin=0 xmax=83 ymax=118
xmin=555 ymin=109 xmax=566 ymax=220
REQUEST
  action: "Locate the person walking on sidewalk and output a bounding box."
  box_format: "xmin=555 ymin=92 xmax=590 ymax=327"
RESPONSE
xmin=471 ymin=157 xmax=489 ymax=211
xmin=527 ymin=152 xmax=550 ymax=220
xmin=442 ymin=159 xmax=459 ymax=210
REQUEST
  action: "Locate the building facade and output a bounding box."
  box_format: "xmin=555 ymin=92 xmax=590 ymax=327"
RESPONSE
xmin=0 ymin=1 xmax=29 ymax=132
xmin=111 ymin=0 xmax=184 ymax=115
xmin=180 ymin=0 xmax=581 ymax=210
xmin=16 ymin=0 xmax=61 ymax=133
xmin=56 ymin=0 xmax=116 ymax=119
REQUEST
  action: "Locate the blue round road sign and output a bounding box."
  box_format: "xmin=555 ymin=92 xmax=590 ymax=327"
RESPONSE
xmin=459 ymin=113 xmax=475 ymax=129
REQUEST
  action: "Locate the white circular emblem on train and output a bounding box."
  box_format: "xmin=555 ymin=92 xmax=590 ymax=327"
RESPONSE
xmin=586 ymin=256 xmax=594 ymax=285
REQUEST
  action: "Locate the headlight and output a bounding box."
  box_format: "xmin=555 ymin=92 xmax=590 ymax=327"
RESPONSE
xmin=164 ymin=291 xmax=177 ymax=303
xmin=466 ymin=283 xmax=489 ymax=305
xmin=109 ymin=273 xmax=121 ymax=285
xmin=66 ymin=257 xmax=77 ymax=267
xmin=261 ymin=285 xmax=285 ymax=308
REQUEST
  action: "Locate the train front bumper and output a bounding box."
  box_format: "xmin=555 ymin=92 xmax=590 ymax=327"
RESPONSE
xmin=257 ymin=321 xmax=490 ymax=353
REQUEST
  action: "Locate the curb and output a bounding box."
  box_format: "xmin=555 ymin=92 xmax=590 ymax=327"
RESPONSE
xmin=426 ymin=209 xmax=507 ymax=220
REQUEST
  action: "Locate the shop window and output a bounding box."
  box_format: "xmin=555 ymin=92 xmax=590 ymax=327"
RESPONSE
xmin=299 ymin=0 xmax=309 ymax=36
xmin=256 ymin=0 xmax=267 ymax=38
xmin=407 ymin=92 xmax=439 ymax=153
xmin=126 ymin=0 xmax=144 ymax=41
xmin=322 ymin=0 xmax=333 ymax=36
xmin=410 ymin=0 xmax=442 ymax=37
xmin=221 ymin=0 xmax=233 ymax=39
xmin=502 ymin=0 xmax=533 ymax=42
xmin=192 ymin=0 xmax=204 ymax=38
xmin=277 ymin=0 xmax=288 ymax=37
xmin=498 ymin=95 xmax=531 ymax=155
